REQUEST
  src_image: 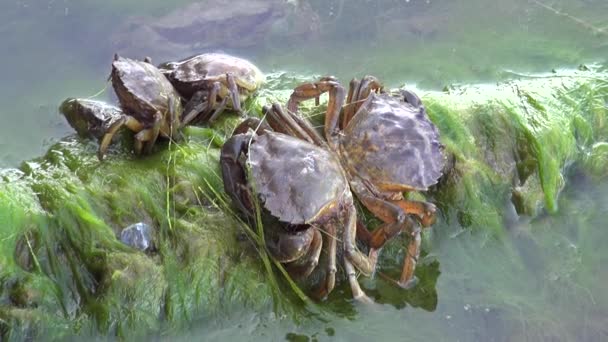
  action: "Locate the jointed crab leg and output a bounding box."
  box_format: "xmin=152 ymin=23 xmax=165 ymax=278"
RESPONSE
xmin=349 ymin=180 xmax=425 ymax=288
xmin=284 ymin=228 xmax=323 ymax=278
xmin=342 ymin=75 xmax=383 ymax=129
xmin=181 ymin=82 xmax=221 ymax=126
xmin=207 ymin=96 xmax=229 ymax=123
xmin=226 ymin=72 xmax=242 ymax=114
xmin=220 ymin=132 xmax=257 ymax=216
xmin=316 ymin=220 xmax=337 ymax=300
xmin=343 ymin=203 xmax=377 ymax=301
xmin=286 ymin=79 xmax=346 ymax=150
xmin=98 ymin=115 xmax=144 ymax=160
xmin=342 ymin=78 xmax=359 ymax=129
xmin=232 ymin=117 xmax=272 ymax=136
xmin=391 ymin=199 xmax=437 ymax=227
xmin=264 ymin=104 xmax=326 ymax=147
xmin=141 ymin=111 xmax=163 ymax=154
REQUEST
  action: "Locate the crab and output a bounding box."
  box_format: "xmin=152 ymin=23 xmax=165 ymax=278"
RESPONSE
xmin=98 ymin=54 xmax=183 ymax=160
xmin=60 ymin=98 xmax=124 ymax=141
xmin=222 ymin=76 xmax=445 ymax=300
xmin=221 ymin=115 xmax=377 ymax=301
xmin=286 ymin=76 xmax=445 ymax=289
xmin=157 ymin=53 xmax=264 ymax=126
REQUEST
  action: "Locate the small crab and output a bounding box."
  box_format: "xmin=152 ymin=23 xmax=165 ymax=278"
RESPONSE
xmin=98 ymin=54 xmax=183 ymax=160
xmin=60 ymin=98 xmax=124 ymax=140
xmin=158 ymin=53 xmax=264 ymax=125
xmin=287 ymin=76 xmax=445 ymax=288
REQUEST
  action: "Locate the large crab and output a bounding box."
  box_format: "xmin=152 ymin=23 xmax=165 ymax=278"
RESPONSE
xmin=157 ymin=53 xmax=264 ymax=125
xmin=98 ymin=54 xmax=183 ymax=160
xmin=222 ymin=76 xmax=444 ymax=300
xmin=287 ymin=76 xmax=445 ymax=288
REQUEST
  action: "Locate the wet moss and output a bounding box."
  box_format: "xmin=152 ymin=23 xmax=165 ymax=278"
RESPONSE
xmin=0 ymin=69 xmax=607 ymax=340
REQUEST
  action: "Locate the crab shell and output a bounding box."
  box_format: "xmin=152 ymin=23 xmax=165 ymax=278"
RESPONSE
xmin=159 ymin=53 xmax=264 ymax=100
xmin=248 ymin=132 xmax=350 ymax=224
xmin=340 ymin=92 xmax=445 ymax=191
xmin=111 ymin=56 xmax=182 ymax=132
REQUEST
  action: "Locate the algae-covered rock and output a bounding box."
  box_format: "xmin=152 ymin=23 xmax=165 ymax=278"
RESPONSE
xmin=0 ymin=69 xmax=607 ymax=340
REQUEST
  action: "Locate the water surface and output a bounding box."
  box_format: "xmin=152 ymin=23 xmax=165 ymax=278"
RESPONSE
xmin=1 ymin=1 xmax=607 ymax=341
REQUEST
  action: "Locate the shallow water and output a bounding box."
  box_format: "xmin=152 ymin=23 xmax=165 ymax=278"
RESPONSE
xmin=1 ymin=1 xmax=607 ymax=341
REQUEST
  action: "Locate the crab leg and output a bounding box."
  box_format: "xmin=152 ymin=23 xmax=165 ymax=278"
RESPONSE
xmin=291 ymin=79 xmax=346 ymax=150
xmin=264 ymin=103 xmax=325 ymax=147
xmin=162 ymin=95 xmax=181 ymax=138
xmin=141 ymin=111 xmax=163 ymax=154
xmin=343 ymin=203 xmax=375 ymax=301
xmin=286 ymin=76 xmax=338 ymax=113
xmin=220 ymin=132 xmax=257 ymax=216
xmin=231 ymin=117 xmax=272 ymax=136
xmin=284 ymin=228 xmax=323 ymax=278
xmin=342 ymin=76 xmax=383 ymax=129
xmin=268 ymin=227 xmax=315 ymax=263
xmin=355 ymin=76 xmax=382 ymax=109
xmin=207 ymin=96 xmax=229 ymax=123
xmin=350 ymin=182 xmax=423 ymax=288
xmin=342 ymin=78 xmax=359 ymax=129
xmin=391 ymin=199 xmax=437 ymax=227
xmin=316 ymin=221 xmax=337 ymax=300
xmin=226 ymin=72 xmax=242 ymax=114
xmin=98 ymin=115 xmax=143 ymax=160
xmin=181 ymin=83 xmax=219 ymax=126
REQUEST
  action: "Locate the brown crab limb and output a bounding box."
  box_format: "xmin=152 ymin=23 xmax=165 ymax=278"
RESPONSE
xmin=263 ymin=104 xmax=304 ymax=140
xmin=232 ymin=117 xmax=272 ymax=136
xmin=354 ymin=76 xmax=382 ymax=110
xmin=284 ymin=228 xmax=323 ymax=278
xmin=268 ymin=228 xmax=314 ymax=263
xmin=287 ymin=79 xmax=343 ymax=113
xmin=399 ymin=230 xmax=422 ymax=289
xmin=315 ymin=222 xmax=337 ymax=300
xmin=391 ymin=199 xmax=437 ymax=227
xmin=161 ymin=95 xmax=181 ymax=138
xmin=344 ymin=258 xmax=372 ymax=302
xmin=226 ymin=72 xmax=242 ymax=114
xmin=355 ymin=218 xmax=372 ymax=245
xmin=97 ymin=115 xmax=143 ymax=160
xmin=351 ymin=184 xmax=424 ymax=287
xmin=342 ymin=76 xmax=383 ymax=129
xmin=141 ymin=111 xmax=163 ymax=154
xmin=342 ymin=78 xmax=359 ymax=129
xmin=264 ymin=103 xmax=325 ymax=147
xmin=294 ymin=81 xmax=348 ymax=150
xmin=207 ymin=96 xmax=229 ymax=124
xmin=343 ymin=204 xmax=377 ymax=277
xmin=354 ymin=189 xmax=422 ymax=245
xmin=264 ymin=101 xmax=327 ymax=147
xmin=181 ymin=86 xmax=214 ymax=126
xmin=220 ymin=132 xmax=257 ymax=216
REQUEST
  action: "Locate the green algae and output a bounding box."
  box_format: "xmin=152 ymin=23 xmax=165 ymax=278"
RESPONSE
xmin=1 ymin=69 xmax=607 ymax=340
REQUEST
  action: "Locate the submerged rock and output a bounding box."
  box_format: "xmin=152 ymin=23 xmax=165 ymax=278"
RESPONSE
xmin=119 ymin=222 xmax=153 ymax=252
xmin=59 ymin=98 xmax=124 ymax=140
xmin=111 ymin=0 xmax=320 ymax=61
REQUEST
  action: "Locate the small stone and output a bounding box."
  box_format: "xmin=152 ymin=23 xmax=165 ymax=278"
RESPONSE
xmin=120 ymin=222 xmax=153 ymax=251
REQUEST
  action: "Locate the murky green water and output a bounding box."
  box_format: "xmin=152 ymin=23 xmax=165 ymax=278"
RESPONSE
xmin=1 ymin=0 xmax=607 ymax=341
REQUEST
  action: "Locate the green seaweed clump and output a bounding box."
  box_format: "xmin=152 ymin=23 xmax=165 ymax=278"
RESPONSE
xmin=0 ymin=69 xmax=607 ymax=340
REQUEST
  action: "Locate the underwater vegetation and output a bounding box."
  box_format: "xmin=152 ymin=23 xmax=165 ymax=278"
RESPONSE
xmin=0 ymin=66 xmax=607 ymax=340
